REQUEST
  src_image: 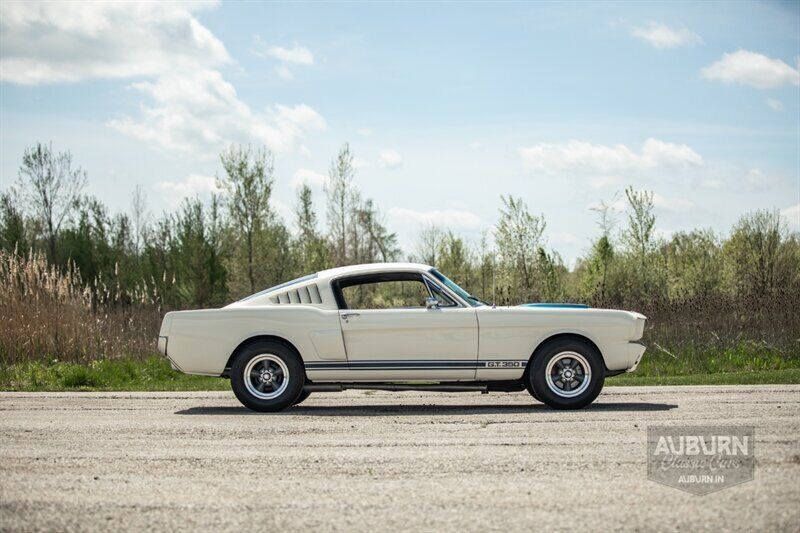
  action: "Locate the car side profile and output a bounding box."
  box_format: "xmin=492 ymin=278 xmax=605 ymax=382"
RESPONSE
xmin=158 ymin=263 xmax=646 ymax=411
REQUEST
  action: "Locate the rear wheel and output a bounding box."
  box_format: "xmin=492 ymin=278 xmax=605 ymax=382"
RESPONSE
xmin=293 ymin=389 xmax=311 ymax=405
xmin=230 ymin=341 xmax=304 ymax=412
xmin=528 ymin=338 xmax=604 ymax=409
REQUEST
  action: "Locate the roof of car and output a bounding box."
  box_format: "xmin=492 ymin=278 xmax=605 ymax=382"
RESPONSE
xmin=316 ymin=262 xmax=433 ymax=280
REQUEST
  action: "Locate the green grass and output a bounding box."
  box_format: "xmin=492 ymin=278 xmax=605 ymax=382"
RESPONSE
xmin=0 ymin=356 xmax=229 ymax=392
xmin=607 ymin=368 xmax=800 ymax=386
xmin=1 ymin=342 xmax=798 ymax=391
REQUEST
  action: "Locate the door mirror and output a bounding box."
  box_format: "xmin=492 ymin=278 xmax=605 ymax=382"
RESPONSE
xmin=425 ymin=297 xmax=440 ymax=309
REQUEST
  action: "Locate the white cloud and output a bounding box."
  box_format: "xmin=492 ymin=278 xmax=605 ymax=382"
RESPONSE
xmin=0 ymin=1 xmax=229 ymax=84
xmin=108 ymin=69 xmax=327 ymax=155
xmin=518 ymin=138 xmax=703 ymax=175
xmin=766 ymin=98 xmax=784 ymax=111
xmin=156 ymin=174 xmax=220 ymax=208
xmin=251 ymin=38 xmax=314 ymax=81
xmin=378 ymin=149 xmax=404 ymax=169
xmin=356 ymin=127 xmax=373 ymax=137
xmin=468 ymin=141 xmax=482 ymax=149
xmin=291 ymin=168 xmax=327 ymax=189
xmin=743 ymin=168 xmax=775 ymax=192
xmin=781 ymin=204 xmax=800 ymax=231
xmin=388 ymin=207 xmax=481 ymax=229
xmin=701 ymin=50 xmax=800 ymax=89
xmin=275 ymin=65 xmax=294 ymax=81
xmin=630 ymin=22 xmax=701 ymax=49
xmin=258 ymin=41 xmax=314 ymax=65
xmin=0 ymin=2 xmax=325 ymax=156
xmin=653 ymin=193 xmax=694 ymax=212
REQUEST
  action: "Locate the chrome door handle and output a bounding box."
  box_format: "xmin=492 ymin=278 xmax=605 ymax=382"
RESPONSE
xmin=341 ymin=312 xmax=360 ymax=321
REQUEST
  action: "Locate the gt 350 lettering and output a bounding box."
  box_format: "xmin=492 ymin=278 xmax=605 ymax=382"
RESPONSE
xmin=486 ymin=361 xmax=524 ymax=368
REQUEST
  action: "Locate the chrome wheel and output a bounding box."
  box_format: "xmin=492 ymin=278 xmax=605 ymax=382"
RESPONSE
xmin=545 ymin=351 xmax=591 ymax=398
xmin=244 ymin=354 xmax=289 ymax=400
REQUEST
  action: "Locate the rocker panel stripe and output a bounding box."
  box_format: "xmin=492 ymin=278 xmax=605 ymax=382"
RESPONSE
xmin=305 ymin=360 xmax=527 ymax=370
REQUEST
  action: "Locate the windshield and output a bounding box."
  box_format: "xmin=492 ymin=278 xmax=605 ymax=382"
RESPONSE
xmin=429 ymin=269 xmax=485 ymax=307
xmin=237 ymin=273 xmax=318 ymax=302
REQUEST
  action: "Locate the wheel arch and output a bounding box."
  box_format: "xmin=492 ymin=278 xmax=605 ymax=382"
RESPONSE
xmin=222 ymin=335 xmax=304 ymax=378
xmin=524 ymin=332 xmax=604 ymax=378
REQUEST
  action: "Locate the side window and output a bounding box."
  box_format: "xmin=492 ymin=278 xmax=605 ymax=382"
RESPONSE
xmin=427 ymin=281 xmax=457 ymax=307
xmin=341 ymin=279 xmax=430 ymax=309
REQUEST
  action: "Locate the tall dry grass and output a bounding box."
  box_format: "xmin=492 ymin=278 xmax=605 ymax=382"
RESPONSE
xmin=1 ymin=249 xmax=797 ymax=371
xmin=0 ymin=250 xmax=162 ymax=364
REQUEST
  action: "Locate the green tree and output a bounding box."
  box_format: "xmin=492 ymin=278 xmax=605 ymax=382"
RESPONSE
xmin=353 ymin=199 xmax=399 ymax=263
xmin=172 ymin=197 xmax=228 ymax=307
xmin=16 ymin=142 xmax=87 ymax=263
xmin=325 ymin=143 xmax=359 ymax=266
xmin=665 ymin=229 xmax=722 ymax=300
xmin=620 ymin=187 xmax=663 ymax=303
xmin=0 ymin=191 xmax=27 ymax=253
xmin=294 ymin=184 xmax=330 ymax=273
xmin=415 ymin=224 xmax=443 ymax=266
xmin=494 ymin=195 xmax=546 ymax=303
xmin=724 ymin=210 xmax=797 ymax=297
xmin=218 ymin=145 xmax=275 ymax=293
xmin=581 ymin=195 xmax=620 ymax=304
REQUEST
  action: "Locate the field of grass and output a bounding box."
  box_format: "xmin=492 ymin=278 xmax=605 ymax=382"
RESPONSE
xmin=0 ymin=357 xmax=229 ymax=392
xmin=1 ymin=342 xmax=798 ymax=392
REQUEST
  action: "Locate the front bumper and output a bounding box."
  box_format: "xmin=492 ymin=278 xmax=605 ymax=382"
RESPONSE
xmin=627 ymin=341 xmax=646 ymax=373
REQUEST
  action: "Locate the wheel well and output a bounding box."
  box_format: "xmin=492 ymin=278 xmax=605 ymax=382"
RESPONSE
xmin=222 ymin=335 xmax=303 ymax=377
xmin=524 ymin=333 xmax=603 ymax=377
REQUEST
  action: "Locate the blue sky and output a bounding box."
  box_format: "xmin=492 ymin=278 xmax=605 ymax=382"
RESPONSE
xmin=1 ymin=0 xmax=798 ymax=264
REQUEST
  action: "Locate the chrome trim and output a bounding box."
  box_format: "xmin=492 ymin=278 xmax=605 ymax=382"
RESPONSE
xmin=328 ymin=269 xmax=470 ymax=309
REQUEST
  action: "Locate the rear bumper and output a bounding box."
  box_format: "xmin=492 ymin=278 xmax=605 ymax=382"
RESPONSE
xmin=157 ymin=336 xmax=168 ymax=356
xmin=157 ymin=336 xmax=184 ymax=372
xmin=627 ymin=341 xmax=646 ymax=372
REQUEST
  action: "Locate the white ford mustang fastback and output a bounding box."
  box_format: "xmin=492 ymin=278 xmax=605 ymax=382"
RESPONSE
xmin=158 ymin=263 xmax=646 ymax=411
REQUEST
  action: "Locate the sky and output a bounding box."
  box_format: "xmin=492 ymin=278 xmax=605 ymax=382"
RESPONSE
xmin=1 ymin=0 xmax=799 ymax=265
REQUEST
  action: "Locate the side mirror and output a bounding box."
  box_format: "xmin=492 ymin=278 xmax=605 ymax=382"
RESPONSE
xmin=425 ymin=297 xmax=440 ymax=309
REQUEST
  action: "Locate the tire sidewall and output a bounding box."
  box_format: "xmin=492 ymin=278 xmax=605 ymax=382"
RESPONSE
xmin=530 ymin=339 xmax=605 ymax=409
xmin=293 ymin=390 xmax=312 ymax=405
xmin=230 ymin=341 xmax=305 ymax=412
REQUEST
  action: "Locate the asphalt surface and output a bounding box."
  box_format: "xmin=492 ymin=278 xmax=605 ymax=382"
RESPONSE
xmin=1 ymin=385 xmax=798 ymax=532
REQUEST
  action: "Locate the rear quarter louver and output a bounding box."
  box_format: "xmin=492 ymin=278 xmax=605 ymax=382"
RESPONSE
xmin=269 ymin=283 xmax=323 ymax=305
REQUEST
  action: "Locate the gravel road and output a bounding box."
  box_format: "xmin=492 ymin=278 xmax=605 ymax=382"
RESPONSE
xmin=1 ymin=385 xmax=798 ymax=532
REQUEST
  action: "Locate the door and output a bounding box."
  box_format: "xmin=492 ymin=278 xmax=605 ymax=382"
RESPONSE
xmin=335 ymin=272 xmax=478 ymax=380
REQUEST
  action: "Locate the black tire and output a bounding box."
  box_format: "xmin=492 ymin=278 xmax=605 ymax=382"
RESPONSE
xmin=525 ymin=379 xmax=542 ymax=402
xmin=230 ymin=341 xmax=305 ymax=412
xmin=528 ymin=338 xmax=605 ymax=410
xmin=293 ymin=389 xmax=311 ymax=405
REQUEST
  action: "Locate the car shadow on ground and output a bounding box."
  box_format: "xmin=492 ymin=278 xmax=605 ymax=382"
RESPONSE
xmin=175 ymin=402 xmax=678 ymax=416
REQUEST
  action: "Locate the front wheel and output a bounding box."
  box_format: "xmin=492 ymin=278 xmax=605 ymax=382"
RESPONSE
xmin=528 ymin=338 xmax=605 ymax=409
xmin=230 ymin=341 xmax=305 ymax=412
